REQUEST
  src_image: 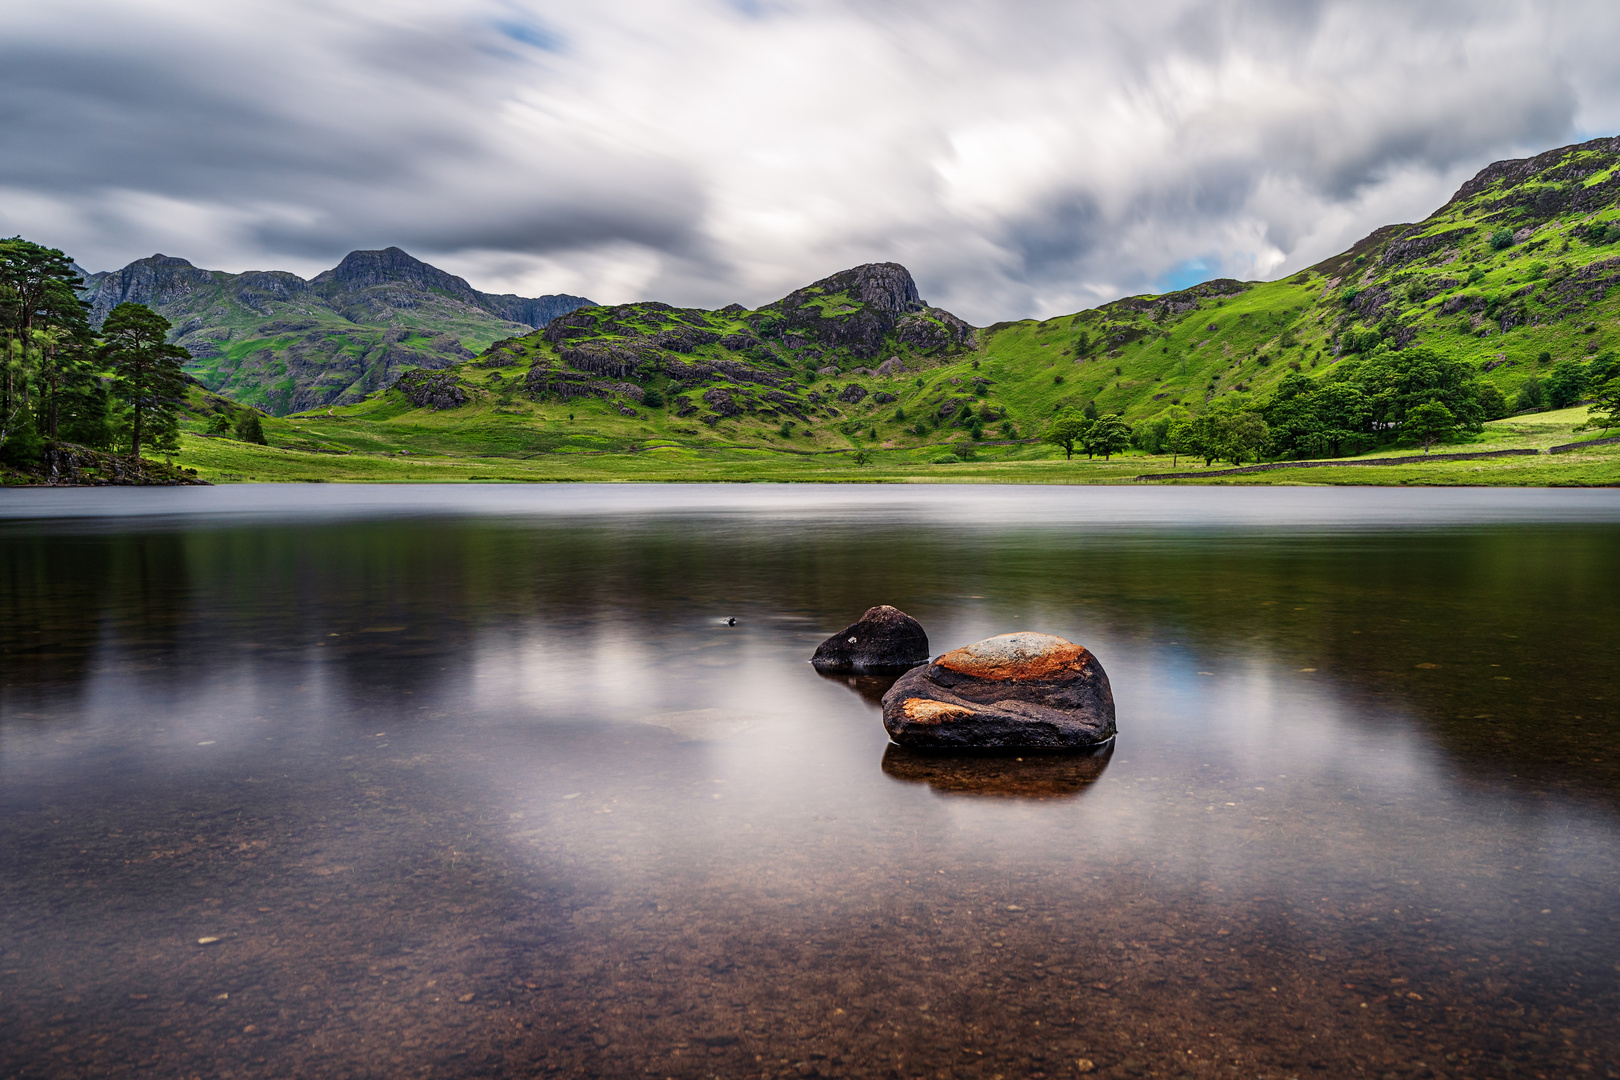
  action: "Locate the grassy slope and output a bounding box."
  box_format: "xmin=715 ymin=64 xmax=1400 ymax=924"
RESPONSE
xmin=170 ymin=138 xmax=1620 ymax=484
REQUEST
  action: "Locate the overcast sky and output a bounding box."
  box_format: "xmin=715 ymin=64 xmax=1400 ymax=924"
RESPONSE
xmin=4 ymin=0 xmax=1618 ymax=322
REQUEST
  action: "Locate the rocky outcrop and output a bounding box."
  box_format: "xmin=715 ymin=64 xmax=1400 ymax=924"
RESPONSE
xmin=837 ymin=384 xmax=868 ymax=404
xmin=810 ymin=606 xmax=930 ymax=672
xmin=22 ymin=444 xmax=209 ymax=486
xmin=881 ymin=632 xmax=1115 ymax=749
xmin=753 ymin=263 xmax=973 ymax=360
xmin=394 ymin=370 xmax=468 ymax=410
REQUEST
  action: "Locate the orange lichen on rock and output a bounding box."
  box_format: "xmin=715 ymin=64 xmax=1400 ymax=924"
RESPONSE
xmin=900 ymin=698 xmax=975 ymax=725
xmin=933 ymin=632 xmax=1091 ymax=681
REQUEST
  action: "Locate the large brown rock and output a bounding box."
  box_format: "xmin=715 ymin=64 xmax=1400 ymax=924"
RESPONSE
xmin=880 ymin=632 xmax=1115 ymax=749
xmin=810 ymin=605 xmax=929 ymax=672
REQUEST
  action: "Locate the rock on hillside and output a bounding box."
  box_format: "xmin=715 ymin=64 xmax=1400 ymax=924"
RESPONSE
xmin=79 ymin=248 xmax=591 ymax=416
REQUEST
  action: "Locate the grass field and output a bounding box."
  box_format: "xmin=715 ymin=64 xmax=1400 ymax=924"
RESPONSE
xmin=167 ymin=403 xmax=1620 ymax=485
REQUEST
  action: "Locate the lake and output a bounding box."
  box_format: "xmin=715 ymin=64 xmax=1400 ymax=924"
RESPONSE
xmin=2 ymin=484 xmax=1619 ymax=1079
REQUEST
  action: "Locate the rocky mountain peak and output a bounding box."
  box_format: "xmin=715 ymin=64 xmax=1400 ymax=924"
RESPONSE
xmin=313 ymin=247 xmax=478 ymax=303
xmin=798 ymin=262 xmax=924 ymax=314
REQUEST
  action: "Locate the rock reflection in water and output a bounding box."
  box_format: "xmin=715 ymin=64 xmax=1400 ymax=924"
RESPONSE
xmin=881 ymin=741 xmax=1113 ymax=797
xmin=812 ymin=666 xmax=905 ymax=706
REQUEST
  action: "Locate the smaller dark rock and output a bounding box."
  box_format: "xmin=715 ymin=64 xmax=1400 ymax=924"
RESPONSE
xmin=837 ymin=384 xmax=868 ymax=404
xmin=810 ymin=605 xmax=929 ymax=672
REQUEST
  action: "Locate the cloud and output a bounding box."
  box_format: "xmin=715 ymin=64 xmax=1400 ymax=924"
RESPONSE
xmin=3 ymin=0 xmax=1619 ymax=322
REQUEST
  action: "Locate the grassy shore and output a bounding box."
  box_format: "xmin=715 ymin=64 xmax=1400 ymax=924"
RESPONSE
xmin=162 ymin=403 xmax=1620 ymax=485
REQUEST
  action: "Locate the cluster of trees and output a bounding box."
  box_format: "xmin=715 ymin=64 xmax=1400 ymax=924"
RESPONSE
xmin=0 ymin=238 xmax=216 ymax=466
xmin=1130 ymin=402 xmax=1270 ymax=467
xmin=1043 ymin=404 xmax=1132 ymax=460
xmin=1259 ymin=349 xmax=1505 ymax=459
xmin=1513 ymin=353 xmax=1614 ymax=413
xmin=1053 ymin=345 xmax=1533 ymax=467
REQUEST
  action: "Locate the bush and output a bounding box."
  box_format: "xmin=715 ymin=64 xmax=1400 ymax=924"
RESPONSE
xmin=0 ymin=429 xmax=45 ymax=468
xmin=1053 ymin=374 xmax=1064 ymax=385
xmin=641 ymin=389 xmax=665 ymax=408
xmin=1537 ymin=351 xmax=1552 ymax=364
xmin=1466 ymin=267 xmax=1486 ymax=285
xmin=1489 ymin=228 xmax=1514 ymax=250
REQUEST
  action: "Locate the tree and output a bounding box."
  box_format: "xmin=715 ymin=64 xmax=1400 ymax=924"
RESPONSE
xmin=1476 ymin=382 xmax=1509 ymax=421
xmin=1089 ymin=414 xmax=1132 ymax=460
xmin=1403 ymin=401 xmax=1455 ymax=453
xmin=1544 ymin=360 xmax=1589 ymax=409
xmin=99 ymin=303 xmax=189 ymax=461
xmin=1167 ymin=419 xmax=1198 ymax=466
xmin=234 ymin=412 xmax=266 ymax=444
xmin=0 ymin=239 xmax=90 ymax=449
xmin=1216 ymin=411 xmax=1269 ymax=465
xmin=1575 ymin=376 xmax=1620 ymax=435
xmin=1043 ymin=410 xmax=1091 ymax=460
xmin=1513 ymin=377 xmax=1545 ymax=413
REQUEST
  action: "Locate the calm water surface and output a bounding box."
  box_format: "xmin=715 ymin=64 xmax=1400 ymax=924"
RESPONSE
xmin=3 ymin=485 xmax=1620 ymax=1080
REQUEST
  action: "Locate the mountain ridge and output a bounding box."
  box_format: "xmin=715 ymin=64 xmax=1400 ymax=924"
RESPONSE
xmin=78 ymin=247 xmax=592 ymax=415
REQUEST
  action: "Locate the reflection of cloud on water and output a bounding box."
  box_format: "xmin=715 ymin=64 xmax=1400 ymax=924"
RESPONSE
xmin=882 ymin=742 xmax=1113 ymax=799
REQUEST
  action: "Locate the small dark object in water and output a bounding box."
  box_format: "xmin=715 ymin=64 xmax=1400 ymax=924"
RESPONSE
xmin=881 ymin=632 xmax=1115 ymax=749
xmin=810 ymin=605 xmax=929 ymax=672
xmin=725 ymin=617 xmax=737 ymax=626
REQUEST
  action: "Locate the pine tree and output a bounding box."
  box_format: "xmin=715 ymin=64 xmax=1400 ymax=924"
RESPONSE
xmin=99 ymin=303 xmax=189 ymax=461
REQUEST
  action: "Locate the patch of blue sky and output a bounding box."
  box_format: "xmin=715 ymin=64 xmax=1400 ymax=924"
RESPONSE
xmin=493 ymin=16 xmax=564 ymax=52
xmin=1154 ymin=258 xmax=1214 ymax=294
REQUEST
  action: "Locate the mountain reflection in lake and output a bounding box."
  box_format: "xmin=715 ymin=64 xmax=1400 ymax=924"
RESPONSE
xmin=2 ymin=485 xmax=1619 ymax=1080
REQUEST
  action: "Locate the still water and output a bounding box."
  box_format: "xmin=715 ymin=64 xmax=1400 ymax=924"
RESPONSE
xmin=2 ymin=485 xmax=1619 ymax=1080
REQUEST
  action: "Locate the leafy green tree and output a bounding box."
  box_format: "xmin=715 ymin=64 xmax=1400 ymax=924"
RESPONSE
xmin=641 ymin=388 xmax=665 ymax=408
xmin=1544 ymin=360 xmax=1589 ymax=409
xmin=1216 ymin=411 xmax=1269 ymax=465
xmin=1403 ymin=401 xmax=1455 ymax=452
xmin=1489 ymin=228 xmax=1514 ymax=250
xmin=1476 ymin=382 xmax=1509 ymax=421
xmin=1575 ymin=376 xmax=1620 ymax=435
xmin=234 ymin=412 xmax=266 ymax=444
xmin=1042 ymin=409 xmax=1091 ymax=460
xmin=208 ymin=411 xmax=232 ymax=434
xmin=1513 ymin=377 xmax=1545 ymax=412
xmin=1167 ymin=419 xmax=1199 ymax=467
xmin=99 ymin=303 xmax=189 ymax=460
xmin=1089 ymin=414 xmax=1132 ymax=461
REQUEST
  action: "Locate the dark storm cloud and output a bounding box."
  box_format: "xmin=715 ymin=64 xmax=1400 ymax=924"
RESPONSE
xmin=2 ymin=0 xmax=1617 ymax=318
